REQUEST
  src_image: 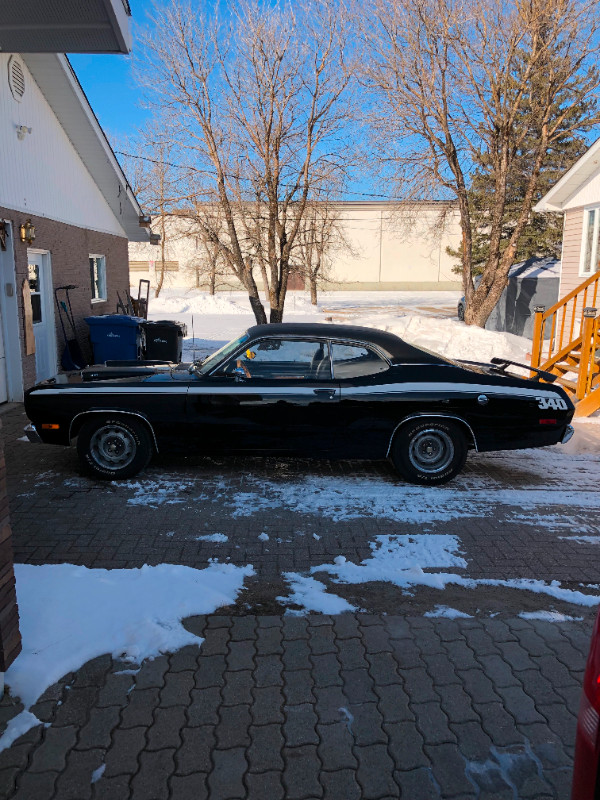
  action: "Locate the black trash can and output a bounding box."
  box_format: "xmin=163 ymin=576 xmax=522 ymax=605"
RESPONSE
xmin=142 ymin=320 xmax=187 ymax=363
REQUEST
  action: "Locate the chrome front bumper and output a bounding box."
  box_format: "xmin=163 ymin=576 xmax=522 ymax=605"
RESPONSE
xmin=561 ymin=424 xmax=574 ymax=444
xmin=24 ymin=424 xmax=42 ymax=444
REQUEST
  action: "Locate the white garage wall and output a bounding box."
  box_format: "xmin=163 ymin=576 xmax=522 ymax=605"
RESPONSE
xmin=0 ymin=53 xmax=125 ymax=237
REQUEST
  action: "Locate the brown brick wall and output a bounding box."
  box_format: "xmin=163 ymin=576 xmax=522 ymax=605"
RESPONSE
xmin=0 ymin=420 xmax=21 ymax=673
xmin=0 ymin=206 xmax=129 ymax=390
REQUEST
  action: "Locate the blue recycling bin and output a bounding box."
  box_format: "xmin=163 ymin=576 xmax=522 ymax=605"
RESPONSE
xmin=85 ymin=315 xmax=145 ymax=364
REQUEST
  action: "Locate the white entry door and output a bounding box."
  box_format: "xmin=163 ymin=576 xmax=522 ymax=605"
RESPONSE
xmin=28 ymin=251 xmax=57 ymax=382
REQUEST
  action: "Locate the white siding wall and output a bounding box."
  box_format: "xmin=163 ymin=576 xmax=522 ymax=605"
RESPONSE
xmin=0 ymin=53 xmax=125 ymax=236
xmin=558 ymin=208 xmax=585 ymax=299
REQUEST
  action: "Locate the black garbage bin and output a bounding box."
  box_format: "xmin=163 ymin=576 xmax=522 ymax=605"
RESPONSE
xmin=142 ymin=320 xmax=187 ymax=363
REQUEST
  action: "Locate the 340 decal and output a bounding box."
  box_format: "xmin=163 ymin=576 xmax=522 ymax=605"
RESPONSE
xmin=536 ymin=396 xmax=568 ymax=411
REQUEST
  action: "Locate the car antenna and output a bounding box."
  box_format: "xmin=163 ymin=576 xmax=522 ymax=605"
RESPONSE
xmin=191 ymin=313 xmax=196 ymax=362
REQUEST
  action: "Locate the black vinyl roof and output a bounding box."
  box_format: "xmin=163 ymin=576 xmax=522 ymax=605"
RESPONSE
xmin=246 ymin=323 xmax=442 ymax=364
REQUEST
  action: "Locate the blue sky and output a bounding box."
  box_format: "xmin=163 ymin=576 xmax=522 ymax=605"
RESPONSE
xmin=68 ymin=0 xmax=151 ymax=144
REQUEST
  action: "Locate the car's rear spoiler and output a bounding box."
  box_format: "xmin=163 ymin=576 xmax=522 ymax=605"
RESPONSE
xmin=458 ymin=357 xmax=557 ymax=383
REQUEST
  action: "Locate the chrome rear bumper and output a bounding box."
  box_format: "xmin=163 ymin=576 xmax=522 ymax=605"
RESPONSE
xmin=24 ymin=424 xmax=42 ymax=444
xmin=561 ymin=424 xmax=574 ymax=444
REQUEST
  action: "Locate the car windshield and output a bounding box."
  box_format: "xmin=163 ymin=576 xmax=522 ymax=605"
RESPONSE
xmin=193 ymin=333 xmax=250 ymax=375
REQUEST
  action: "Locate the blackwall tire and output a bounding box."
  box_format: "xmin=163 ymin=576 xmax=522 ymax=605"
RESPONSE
xmin=77 ymin=417 xmax=152 ymax=480
xmin=390 ymin=419 xmax=467 ymax=486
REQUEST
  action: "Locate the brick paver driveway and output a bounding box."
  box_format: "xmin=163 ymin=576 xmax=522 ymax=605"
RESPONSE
xmin=1 ymin=403 xmax=599 ymax=799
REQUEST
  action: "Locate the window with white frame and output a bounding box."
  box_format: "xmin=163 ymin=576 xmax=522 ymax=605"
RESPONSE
xmin=580 ymin=208 xmax=600 ymax=277
xmin=89 ymin=255 xmax=107 ymax=301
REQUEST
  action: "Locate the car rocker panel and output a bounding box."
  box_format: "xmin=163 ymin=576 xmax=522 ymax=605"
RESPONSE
xmin=24 ymin=322 xmax=574 ymax=484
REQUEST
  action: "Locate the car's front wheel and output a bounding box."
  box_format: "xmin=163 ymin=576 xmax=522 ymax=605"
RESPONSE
xmin=77 ymin=416 xmax=153 ymax=480
xmin=390 ymin=418 xmax=467 ymax=485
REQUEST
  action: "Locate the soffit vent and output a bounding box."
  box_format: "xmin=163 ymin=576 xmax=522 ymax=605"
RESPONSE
xmin=8 ymin=56 xmax=26 ymax=102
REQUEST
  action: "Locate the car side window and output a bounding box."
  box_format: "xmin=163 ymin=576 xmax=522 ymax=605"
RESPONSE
xmin=331 ymin=343 xmax=389 ymax=379
xmin=223 ymin=339 xmax=331 ymax=380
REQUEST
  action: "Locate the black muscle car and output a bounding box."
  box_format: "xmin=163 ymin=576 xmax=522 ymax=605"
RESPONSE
xmin=24 ymin=323 xmax=575 ymax=485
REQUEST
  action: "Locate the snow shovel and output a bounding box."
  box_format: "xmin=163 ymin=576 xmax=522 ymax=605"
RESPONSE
xmin=55 ymin=285 xmax=87 ymax=370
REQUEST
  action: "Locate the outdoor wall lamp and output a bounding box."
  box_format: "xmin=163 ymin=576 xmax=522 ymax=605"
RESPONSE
xmin=19 ymin=220 xmax=35 ymax=244
xmin=16 ymin=125 xmax=32 ymax=141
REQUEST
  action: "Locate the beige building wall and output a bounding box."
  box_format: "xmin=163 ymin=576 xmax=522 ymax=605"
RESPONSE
xmin=129 ymin=202 xmax=462 ymax=292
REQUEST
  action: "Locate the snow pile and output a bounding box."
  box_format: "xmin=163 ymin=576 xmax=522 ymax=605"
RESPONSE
xmin=278 ymin=573 xmax=356 ymax=614
xmin=149 ymin=290 xmax=249 ymax=317
xmin=5 ymin=562 xmax=254 ymax=710
xmin=145 ymin=288 xmax=535 ymax=371
xmin=195 ymin=533 xmax=228 ymax=543
xmin=378 ymin=313 xmax=531 ymax=366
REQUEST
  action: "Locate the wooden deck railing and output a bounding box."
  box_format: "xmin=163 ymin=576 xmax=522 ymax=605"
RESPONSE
xmin=531 ymin=270 xmax=600 ymax=372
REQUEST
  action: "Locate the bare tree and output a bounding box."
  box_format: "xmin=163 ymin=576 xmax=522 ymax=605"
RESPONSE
xmin=138 ymin=0 xmax=355 ymax=323
xmin=114 ymin=123 xmax=184 ymax=297
xmin=294 ymin=201 xmax=355 ymax=304
xmin=362 ymin=0 xmax=600 ymax=326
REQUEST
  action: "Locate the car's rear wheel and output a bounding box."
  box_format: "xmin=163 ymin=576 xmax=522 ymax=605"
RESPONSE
xmin=390 ymin=418 xmax=467 ymax=485
xmin=77 ymin=416 xmax=152 ymax=480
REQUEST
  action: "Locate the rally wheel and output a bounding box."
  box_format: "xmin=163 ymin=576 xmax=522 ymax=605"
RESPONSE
xmin=390 ymin=418 xmax=467 ymax=485
xmin=77 ymin=416 xmax=153 ymax=480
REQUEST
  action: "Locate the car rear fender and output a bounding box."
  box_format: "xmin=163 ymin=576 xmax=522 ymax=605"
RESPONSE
xmin=68 ymin=410 xmax=159 ymax=453
xmin=386 ymin=413 xmax=478 ymax=457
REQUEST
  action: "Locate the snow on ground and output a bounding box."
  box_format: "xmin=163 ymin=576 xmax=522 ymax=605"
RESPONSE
xmin=558 ymin=535 xmax=600 ymax=544
xmin=145 ymin=288 xmax=533 ymax=369
xmin=519 ymin=610 xmax=583 ymax=622
xmin=277 ymin=573 xmax=357 ymax=615
xmin=4 ymin=562 xmax=254 ymax=714
xmin=308 ymin=534 xmax=600 ymax=607
xmin=424 ymin=605 xmax=473 ymax=619
xmin=121 ymin=478 xmax=198 ymax=507
xmin=0 ymin=711 xmax=46 ymax=754
xmin=229 ymin=475 xmax=600 ymax=524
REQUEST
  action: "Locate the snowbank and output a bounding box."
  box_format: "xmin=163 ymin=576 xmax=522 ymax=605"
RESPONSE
xmin=143 ymin=288 xmax=535 ymax=370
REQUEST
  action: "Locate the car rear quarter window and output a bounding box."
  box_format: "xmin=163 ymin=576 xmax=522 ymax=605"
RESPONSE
xmin=332 ymin=344 xmax=389 ymax=379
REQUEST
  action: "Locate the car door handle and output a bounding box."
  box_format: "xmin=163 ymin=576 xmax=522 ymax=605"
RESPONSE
xmin=313 ymin=389 xmax=337 ymax=398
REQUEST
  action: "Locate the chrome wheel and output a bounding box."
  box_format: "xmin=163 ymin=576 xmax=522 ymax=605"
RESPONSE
xmin=408 ymin=428 xmax=455 ymax=474
xmin=89 ymin=424 xmax=136 ymax=471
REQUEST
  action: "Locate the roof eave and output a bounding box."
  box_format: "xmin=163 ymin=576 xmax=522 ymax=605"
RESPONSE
xmin=535 ymin=136 xmax=600 ymax=213
xmin=21 ymin=53 xmax=150 ymax=242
